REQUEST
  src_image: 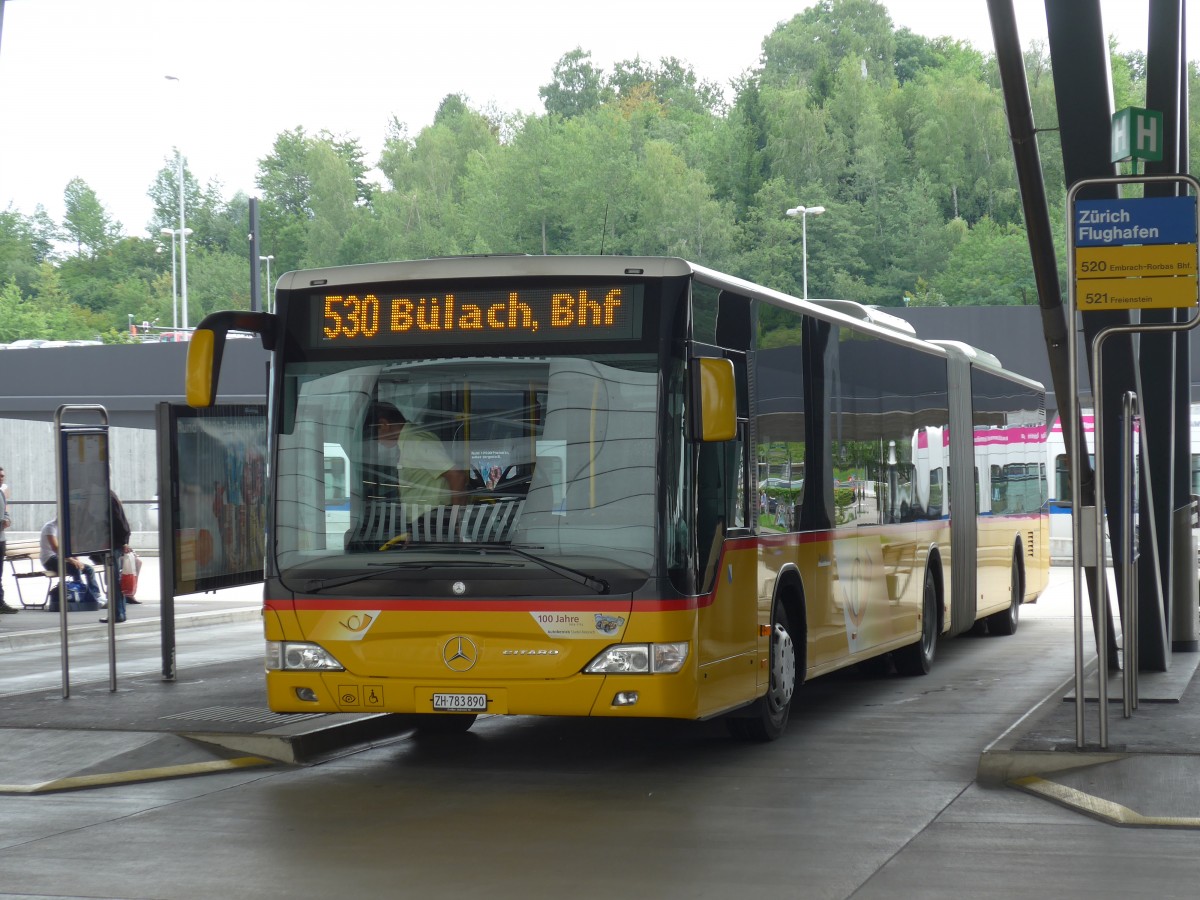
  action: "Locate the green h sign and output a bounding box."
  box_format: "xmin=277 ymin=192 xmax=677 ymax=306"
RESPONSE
xmin=1112 ymin=107 xmax=1164 ymax=163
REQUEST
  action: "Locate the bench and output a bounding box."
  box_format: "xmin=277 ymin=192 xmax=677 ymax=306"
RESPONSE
xmin=5 ymin=539 xmax=56 ymax=609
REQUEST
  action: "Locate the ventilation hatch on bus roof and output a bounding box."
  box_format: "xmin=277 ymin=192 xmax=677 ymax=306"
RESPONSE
xmin=928 ymin=339 xmax=1003 ymax=370
xmin=808 ymin=299 xmax=917 ymax=336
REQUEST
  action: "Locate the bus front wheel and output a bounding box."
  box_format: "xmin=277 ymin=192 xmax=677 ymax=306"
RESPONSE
xmin=726 ymin=604 xmax=797 ymax=742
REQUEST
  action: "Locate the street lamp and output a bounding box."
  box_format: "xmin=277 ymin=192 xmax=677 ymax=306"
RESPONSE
xmin=786 ymin=205 xmax=826 ymax=300
xmin=178 ymin=147 xmax=189 ymax=329
xmin=259 ymin=255 xmax=274 ymax=312
xmin=165 ymin=75 xmax=189 ymax=329
xmin=160 ymin=226 xmax=193 ymax=332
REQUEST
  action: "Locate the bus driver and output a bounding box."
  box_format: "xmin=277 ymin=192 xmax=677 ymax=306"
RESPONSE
xmin=368 ymin=401 xmax=466 ymax=508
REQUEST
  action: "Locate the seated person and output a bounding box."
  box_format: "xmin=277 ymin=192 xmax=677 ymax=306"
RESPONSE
xmin=367 ymin=402 xmax=467 ymax=508
xmin=40 ymin=517 xmax=106 ymax=608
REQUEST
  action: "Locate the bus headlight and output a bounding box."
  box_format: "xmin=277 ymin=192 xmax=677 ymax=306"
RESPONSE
xmin=265 ymin=641 xmax=345 ymax=672
xmin=584 ymin=642 xmax=689 ymax=674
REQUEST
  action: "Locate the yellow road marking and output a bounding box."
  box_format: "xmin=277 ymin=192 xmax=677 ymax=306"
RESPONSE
xmin=0 ymin=755 xmax=273 ymax=795
xmin=1013 ymin=775 xmax=1200 ymax=829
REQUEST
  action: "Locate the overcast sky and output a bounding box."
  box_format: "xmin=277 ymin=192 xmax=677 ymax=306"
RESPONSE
xmin=0 ymin=0 xmax=1193 ymax=236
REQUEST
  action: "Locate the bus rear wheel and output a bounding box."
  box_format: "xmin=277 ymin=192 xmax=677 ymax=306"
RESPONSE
xmin=726 ymin=605 xmax=797 ymax=742
xmin=894 ymin=571 xmax=937 ymax=676
xmin=986 ymin=553 xmax=1022 ymax=637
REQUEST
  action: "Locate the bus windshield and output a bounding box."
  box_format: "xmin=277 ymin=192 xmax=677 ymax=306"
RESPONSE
xmin=275 ymin=352 xmax=662 ymax=593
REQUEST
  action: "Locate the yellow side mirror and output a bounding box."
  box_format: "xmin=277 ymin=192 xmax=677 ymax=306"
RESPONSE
xmin=697 ymin=357 xmax=736 ymax=442
xmin=184 ymin=310 xmax=277 ymax=408
xmin=185 ymin=329 xmax=217 ymax=408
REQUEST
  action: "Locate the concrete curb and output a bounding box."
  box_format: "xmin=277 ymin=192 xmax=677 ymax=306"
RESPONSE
xmin=186 ymin=713 xmax=417 ymax=765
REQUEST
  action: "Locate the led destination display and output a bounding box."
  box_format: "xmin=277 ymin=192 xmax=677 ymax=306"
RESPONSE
xmin=317 ymin=283 xmax=643 ymax=346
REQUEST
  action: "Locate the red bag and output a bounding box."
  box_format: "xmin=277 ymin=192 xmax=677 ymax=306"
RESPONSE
xmin=120 ymin=550 xmax=140 ymax=598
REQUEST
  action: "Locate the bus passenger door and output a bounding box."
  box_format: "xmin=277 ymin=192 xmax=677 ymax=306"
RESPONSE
xmin=694 ymin=332 xmax=758 ymax=716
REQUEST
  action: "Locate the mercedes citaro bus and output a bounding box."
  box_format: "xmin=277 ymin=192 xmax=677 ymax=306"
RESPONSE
xmin=186 ymin=256 xmax=1048 ymax=740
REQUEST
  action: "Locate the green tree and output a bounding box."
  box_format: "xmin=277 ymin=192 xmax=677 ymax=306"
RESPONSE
xmin=148 ymin=151 xmax=204 ymax=239
xmin=622 ymin=139 xmax=734 ymax=261
xmin=57 ymin=235 xmax=165 ymax=315
xmin=304 ymin=141 xmax=362 ymax=267
xmin=31 ymin=261 xmax=109 ymax=338
xmin=722 ymin=77 xmax=770 ymax=215
xmin=904 ymin=277 xmax=948 ymax=307
xmin=1111 ymin=44 xmax=1147 ymax=112
xmin=255 ymin=127 xmax=375 ymax=272
xmin=181 ymin=249 xmax=253 ymax=323
xmin=928 ymin=216 xmax=1037 ymax=305
xmin=461 ymin=113 xmax=566 ymax=254
xmin=62 ymin=178 xmax=121 ymax=258
xmin=257 ymin=127 xmax=317 ymax=220
xmin=0 ymin=279 xmax=46 ymax=341
xmin=0 ymin=206 xmax=56 ymax=294
xmin=609 ymin=56 xmax=725 ymax=115
xmin=539 ymin=48 xmax=607 ymax=118
xmin=893 ymin=31 xmax=982 ymax=84
xmin=377 ymin=96 xmax=499 ymax=259
xmin=905 ymin=65 xmax=1018 ymax=224
xmin=760 ymin=0 xmax=899 ymax=100
xmin=760 ymin=83 xmax=845 ymax=195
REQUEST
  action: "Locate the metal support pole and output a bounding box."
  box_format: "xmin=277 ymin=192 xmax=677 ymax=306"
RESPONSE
xmin=178 ymin=149 xmax=188 ymax=331
xmin=1121 ymin=391 xmax=1139 ymax=717
xmin=1093 ymin=357 xmax=1110 ymax=747
xmin=106 ymin=552 xmax=118 ymax=692
xmin=249 ymin=198 xmax=261 ymax=314
xmin=802 ymin=213 xmax=809 ymax=301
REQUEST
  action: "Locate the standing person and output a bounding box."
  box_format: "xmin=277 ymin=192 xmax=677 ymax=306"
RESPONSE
xmin=90 ymin=490 xmax=132 ymax=624
xmin=0 ymin=465 xmax=16 ymax=614
xmin=39 ymin=516 xmax=107 ymax=613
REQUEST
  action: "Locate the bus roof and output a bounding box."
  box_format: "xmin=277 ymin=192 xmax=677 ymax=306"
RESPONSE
xmin=274 ymin=255 xmax=695 ymax=290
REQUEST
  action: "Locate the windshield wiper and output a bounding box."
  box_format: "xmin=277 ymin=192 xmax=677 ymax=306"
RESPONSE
xmin=486 ymin=544 xmax=610 ymax=594
xmin=304 ymin=560 xmax=514 ymax=593
xmin=304 ymin=545 xmax=609 ymax=595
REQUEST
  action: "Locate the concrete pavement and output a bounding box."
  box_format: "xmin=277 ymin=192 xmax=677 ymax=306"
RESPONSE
xmin=0 ymin=555 xmax=410 ymax=793
xmin=978 ymin=567 xmax=1200 ymax=828
xmin=4 ymin=556 xmax=1200 ymax=827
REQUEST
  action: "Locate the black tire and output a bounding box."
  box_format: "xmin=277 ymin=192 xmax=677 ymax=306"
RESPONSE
xmin=412 ymin=713 xmax=478 ymax=735
xmin=986 ymin=552 xmax=1022 ymax=637
xmin=894 ymin=570 xmax=937 ymax=676
xmin=726 ymin=604 xmax=798 ymax=741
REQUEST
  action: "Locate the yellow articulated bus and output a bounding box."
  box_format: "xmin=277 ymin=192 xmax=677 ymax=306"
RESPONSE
xmin=187 ymin=256 xmax=1049 ymax=741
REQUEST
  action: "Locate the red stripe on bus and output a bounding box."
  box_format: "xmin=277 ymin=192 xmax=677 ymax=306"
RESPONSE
xmin=267 ymin=597 xmax=714 ymax=613
xmin=265 ymin=522 xmax=989 ymax=616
